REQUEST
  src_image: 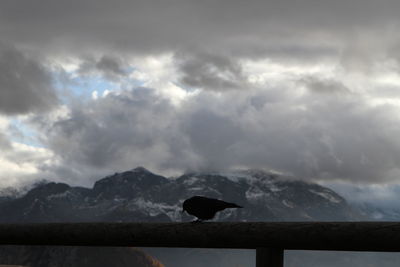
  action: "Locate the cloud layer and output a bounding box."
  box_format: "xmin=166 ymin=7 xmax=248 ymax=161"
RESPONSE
xmin=0 ymin=0 xmax=399 ymax=60
xmin=24 ymin=77 xmax=400 ymax=185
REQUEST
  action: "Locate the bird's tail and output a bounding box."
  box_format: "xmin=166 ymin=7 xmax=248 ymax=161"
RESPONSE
xmin=225 ymin=202 xmax=243 ymax=208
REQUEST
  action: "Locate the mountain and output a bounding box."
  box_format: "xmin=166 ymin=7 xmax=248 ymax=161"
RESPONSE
xmin=0 ymin=167 xmax=361 ymax=223
xmin=0 ymin=167 xmax=368 ymax=267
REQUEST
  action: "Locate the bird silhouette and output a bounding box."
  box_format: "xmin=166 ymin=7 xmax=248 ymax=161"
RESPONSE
xmin=182 ymin=196 xmax=242 ymax=222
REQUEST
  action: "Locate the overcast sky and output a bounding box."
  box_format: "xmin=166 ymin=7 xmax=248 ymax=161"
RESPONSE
xmin=2 ymin=0 xmax=400 ymax=203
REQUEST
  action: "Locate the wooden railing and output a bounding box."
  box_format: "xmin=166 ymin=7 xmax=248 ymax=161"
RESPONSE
xmin=1 ymin=222 xmax=400 ymax=266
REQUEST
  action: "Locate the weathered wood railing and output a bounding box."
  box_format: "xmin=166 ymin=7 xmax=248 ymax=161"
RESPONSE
xmin=1 ymin=222 xmax=400 ymax=266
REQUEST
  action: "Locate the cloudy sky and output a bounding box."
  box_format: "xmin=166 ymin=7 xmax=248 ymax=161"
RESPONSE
xmin=2 ymin=0 xmax=400 ymax=204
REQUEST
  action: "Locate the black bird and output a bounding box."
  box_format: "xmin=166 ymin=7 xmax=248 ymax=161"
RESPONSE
xmin=182 ymin=196 xmax=242 ymax=222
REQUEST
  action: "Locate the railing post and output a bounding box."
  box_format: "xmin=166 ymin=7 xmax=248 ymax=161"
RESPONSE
xmin=256 ymin=248 xmax=284 ymax=267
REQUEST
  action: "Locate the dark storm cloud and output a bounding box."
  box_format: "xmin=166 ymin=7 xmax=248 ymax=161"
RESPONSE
xmin=181 ymin=109 xmax=244 ymax=170
xmin=230 ymin=42 xmax=340 ymax=64
xmin=177 ymin=87 xmax=400 ymax=182
xmin=301 ymin=77 xmax=350 ymax=94
xmin=0 ymin=0 xmax=398 ymax=60
xmin=177 ymin=53 xmax=248 ymax=91
xmin=0 ymin=43 xmax=57 ymax=115
xmin=77 ymin=55 xmax=127 ymax=81
xmin=96 ymin=56 xmax=125 ymax=76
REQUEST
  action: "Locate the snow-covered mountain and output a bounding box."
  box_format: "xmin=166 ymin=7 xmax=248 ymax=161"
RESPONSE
xmin=0 ymin=167 xmax=361 ymax=223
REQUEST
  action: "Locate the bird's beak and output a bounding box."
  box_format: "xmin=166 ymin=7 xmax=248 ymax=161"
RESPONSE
xmin=181 ymin=209 xmax=185 ymax=214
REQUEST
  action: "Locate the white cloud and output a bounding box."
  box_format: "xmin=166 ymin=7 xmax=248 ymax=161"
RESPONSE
xmin=91 ymin=90 xmax=98 ymax=100
xmin=0 ymin=140 xmax=55 ymax=188
xmin=130 ymin=54 xmax=191 ymax=104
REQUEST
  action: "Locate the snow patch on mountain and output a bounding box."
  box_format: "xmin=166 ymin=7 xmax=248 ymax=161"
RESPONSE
xmin=245 ymin=186 xmax=269 ymax=203
xmin=46 ymin=190 xmax=73 ymax=200
xmin=183 ymin=176 xmax=198 ymax=186
xmin=282 ymin=199 xmax=294 ymax=208
xmin=223 ymin=170 xmax=286 ymax=193
xmin=309 ymin=189 xmax=342 ymax=203
xmin=221 ymin=172 xmax=254 ymax=183
xmin=128 ymin=197 xmax=181 ymax=221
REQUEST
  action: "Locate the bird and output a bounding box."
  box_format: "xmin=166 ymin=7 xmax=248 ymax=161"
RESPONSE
xmin=182 ymin=196 xmax=242 ymax=222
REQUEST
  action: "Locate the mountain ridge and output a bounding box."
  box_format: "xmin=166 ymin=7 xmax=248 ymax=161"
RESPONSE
xmin=0 ymin=166 xmax=362 ymax=223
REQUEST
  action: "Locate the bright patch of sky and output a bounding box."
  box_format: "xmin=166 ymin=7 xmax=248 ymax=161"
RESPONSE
xmin=53 ymin=70 xmax=145 ymax=101
xmin=49 ymin=53 xmax=192 ymax=105
xmin=7 ymin=118 xmax=41 ymax=147
xmin=70 ymin=76 xmax=118 ymax=99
